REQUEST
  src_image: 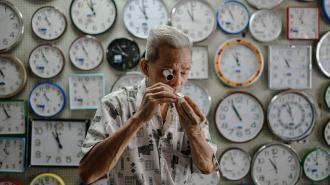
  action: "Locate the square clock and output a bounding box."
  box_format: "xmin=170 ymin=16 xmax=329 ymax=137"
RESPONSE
xmin=189 ymin=46 xmax=209 ymax=79
xmin=268 ymin=45 xmax=312 ymax=90
xmin=0 ymin=100 xmax=27 ymax=135
xmin=29 ymin=119 xmax=89 ymax=167
xmin=69 ymin=73 xmax=105 ymax=110
xmin=287 ymin=7 xmax=320 ymax=40
xmin=0 ymin=137 xmax=26 ymax=172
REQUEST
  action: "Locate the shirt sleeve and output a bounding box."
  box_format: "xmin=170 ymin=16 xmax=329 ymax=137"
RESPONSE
xmin=81 ymin=94 xmax=123 ymax=155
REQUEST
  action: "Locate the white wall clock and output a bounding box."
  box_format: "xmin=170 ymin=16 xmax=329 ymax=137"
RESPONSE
xmin=0 ymin=137 xmax=25 ymax=172
xmin=31 ymin=6 xmax=67 ymax=41
xmin=246 ymin=0 xmax=283 ymax=10
xmin=215 ymin=91 xmax=264 ymax=143
xmin=29 ymin=44 xmax=65 ymax=79
xmin=268 ymin=45 xmax=312 ymax=90
xmin=0 ymin=0 xmax=24 ymax=53
xmin=29 ymin=173 xmax=65 ymax=185
xmin=69 ymin=35 xmax=104 ymax=71
xmin=323 ymin=120 xmax=330 ymax=146
xmin=170 ymin=0 xmax=216 ymax=43
xmin=302 ymin=147 xmax=330 ymax=182
xmin=322 ymin=0 xmax=330 ymax=22
xmin=29 ymin=81 xmax=66 ymax=118
xmin=287 ymin=7 xmax=319 ymax=40
xmin=30 ymin=119 xmax=88 ymax=167
xmin=324 ymin=82 xmax=330 ymax=110
xmin=316 ymin=31 xmax=330 ymax=78
xmin=0 ymin=100 xmax=26 ymax=135
xmin=70 ymin=0 xmax=117 ymax=35
xmin=123 ymin=0 xmax=168 ymax=39
xmin=214 ymin=38 xmax=264 ymax=87
xmin=69 ymin=73 xmax=105 ymax=110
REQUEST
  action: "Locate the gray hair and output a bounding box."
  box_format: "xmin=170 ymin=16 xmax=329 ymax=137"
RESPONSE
xmin=145 ymin=25 xmax=193 ymax=62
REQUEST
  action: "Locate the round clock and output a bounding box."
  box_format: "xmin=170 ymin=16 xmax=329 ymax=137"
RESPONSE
xmin=249 ymin=10 xmax=282 ymax=42
xmin=0 ymin=55 xmax=27 ymax=99
xmin=29 ymin=81 xmax=66 ymax=118
xmin=216 ymin=0 xmax=249 ymax=34
xmin=316 ymin=31 xmax=330 ymax=78
xmin=251 ymin=143 xmax=301 ymax=185
xmin=268 ymin=45 xmax=312 ymax=90
xmin=170 ymin=0 xmax=216 ymax=43
xmin=0 ymin=100 xmax=26 ymax=135
xmin=191 ymin=172 xmax=220 ymax=185
xmin=69 ymin=35 xmax=104 ymax=71
xmin=267 ymin=90 xmax=316 ymax=142
xmin=106 ymin=38 xmax=140 ymax=71
xmin=246 ymin=0 xmax=283 ymax=10
xmin=29 ymin=173 xmax=65 ymax=185
xmin=180 ymin=81 xmax=211 ymax=116
xmin=123 ymin=0 xmax=169 ymax=39
xmin=324 ymin=82 xmax=330 ymax=110
xmin=0 ymin=179 xmax=21 ymax=185
xmin=31 ymin=6 xmax=67 ymax=41
xmin=70 ymin=0 xmax=117 ymax=35
xmin=219 ymin=147 xmax=251 ymax=181
xmin=29 ymin=44 xmax=65 ymax=79
xmin=323 ymin=120 xmax=330 ymax=146
xmin=302 ymin=147 xmax=330 ymax=182
xmin=0 ymin=137 xmax=25 ymax=172
xmin=214 ymin=38 xmax=264 ymax=87
xmin=322 ymin=0 xmax=330 ymax=22
xmin=0 ymin=0 xmax=24 ymax=53
xmin=215 ymin=91 xmax=264 ymax=143
xmin=111 ymin=71 xmax=144 ymax=92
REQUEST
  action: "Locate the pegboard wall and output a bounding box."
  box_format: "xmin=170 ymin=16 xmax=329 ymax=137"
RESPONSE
xmin=0 ymin=0 xmax=329 ymax=184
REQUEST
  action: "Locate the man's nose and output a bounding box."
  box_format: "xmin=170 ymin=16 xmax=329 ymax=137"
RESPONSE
xmin=169 ymin=73 xmax=182 ymax=87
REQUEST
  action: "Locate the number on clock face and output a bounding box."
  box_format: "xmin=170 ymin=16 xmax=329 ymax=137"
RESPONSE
xmin=30 ymin=119 xmax=87 ymax=166
xmin=215 ymin=92 xmax=264 ymax=143
xmin=267 ymin=91 xmax=316 ymax=142
xmin=251 ymin=143 xmax=301 ymax=185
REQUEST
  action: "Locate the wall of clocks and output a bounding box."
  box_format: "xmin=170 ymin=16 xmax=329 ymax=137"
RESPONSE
xmin=0 ymin=0 xmax=330 ymax=184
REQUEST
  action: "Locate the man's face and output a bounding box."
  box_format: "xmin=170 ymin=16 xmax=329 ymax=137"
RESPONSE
xmin=148 ymin=46 xmax=191 ymax=91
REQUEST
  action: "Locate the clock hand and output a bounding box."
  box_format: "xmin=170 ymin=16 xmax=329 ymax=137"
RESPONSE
xmin=3 ymin=148 xmax=9 ymax=156
xmin=284 ymin=58 xmax=290 ymax=68
xmin=52 ymin=129 xmax=63 ymax=149
xmin=82 ymin=44 xmax=89 ymax=56
xmin=115 ymin=44 xmax=129 ymax=57
xmin=82 ymin=82 xmax=89 ymax=93
xmin=43 ymin=93 xmax=50 ymax=102
xmin=229 ymin=9 xmax=234 ymax=21
xmin=233 ymin=52 xmax=241 ymax=66
xmin=268 ymin=158 xmax=278 ymax=174
xmin=1 ymin=104 xmax=10 ymax=119
xmin=0 ymin=69 xmax=5 ymax=77
xmin=41 ymin=50 xmax=49 ymax=63
xmin=44 ymin=14 xmax=51 ymax=25
xmin=138 ymin=0 xmax=148 ymax=20
xmin=286 ymin=103 xmax=294 ymax=122
xmin=112 ymin=49 xmax=129 ymax=57
xmin=231 ymin=100 xmax=242 ymax=121
xmin=187 ymin=9 xmax=194 ymax=22
xmin=86 ymin=0 xmax=96 ymax=16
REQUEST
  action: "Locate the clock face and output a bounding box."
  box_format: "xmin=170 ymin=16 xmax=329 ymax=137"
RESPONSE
xmin=219 ymin=148 xmax=251 ymax=181
xmin=324 ymin=120 xmax=330 ymax=146
xmin=246 ymin=0 xmax=283 ymax=9
xmin=324 ymin=83 xmax=330 ymax=109
xmin=316 ymin=31 xmax=330 ymax=78
xmin=322 ymin=0 xmax=330 ymax=22
xmin=249 ymin=10 xmax=282 ymax=42
xmin=0 ymin=137 xmax=25 ymax=172
xmin=191 ymin=172 xmax=220 ymax=185
xmin=30 ymin=119 xmax=88 ymax=166
xmin=0 ymin=0 xmax=24 ymax=53
xmin=70 ymin=0 xmax=117 ymax=35
xmin=106 ymin=38 xmax=140 ymax=71
xmin=29 ymin=82 xmax=66 ymax=118
xmin=216 ymin=0 xmax=249 ymax=34
xmin=268 ymin=45 xmax=312 ymax=90
xmin=171 ymin=0 xmax=216 ymax=42
xmin=287 ymin=7 xmax=319 ymax=40
xmin=214 ymin=39 xmax=264 ymax=87
xmin=215 ymin=92 xmax=264 ymax=143
xmin=189 ymin=46 xmax=208 ymax=79
xmin=69 ymin=74 xmax=105 ymax=110
xmin=180 ymin=81 xmax=211 ymax=116
xmin=69 ymin=35 xmax=104 ymax=71
xmin=267 ymin=91 xmax=316 ymax=142
xmin=302 ymin=148 xmax=330 ymax=182
xmin=251 ymin=143 xmax=301 ymax=185
xmin=0 ymin=100 xmax=26 ymax=135
xmin=29 ymin=44 xmax=65 ymax=79
xmin=123 ymin=0 xmax=169 ymax=39
xmin=29 ymin=173 xmax=65 ymax=185
xmin=0 ymin=55 xmax=27 ymax=99
xmin=111 ymin=71 xmax=144 ymax=92
xmin=31 ymin=6 xmax=67 ymax=41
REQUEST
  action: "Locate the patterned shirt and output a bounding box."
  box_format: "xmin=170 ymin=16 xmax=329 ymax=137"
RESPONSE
xmin=82 ymin=80 xmax=217 ymax=185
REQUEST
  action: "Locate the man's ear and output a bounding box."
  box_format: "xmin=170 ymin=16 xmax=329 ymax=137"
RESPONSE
xmin=140 ymin=58 xmax=149 ymax=77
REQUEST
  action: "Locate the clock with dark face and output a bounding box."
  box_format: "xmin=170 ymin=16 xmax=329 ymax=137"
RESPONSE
xmin=106 ymin=38 xmax=140 ymax=71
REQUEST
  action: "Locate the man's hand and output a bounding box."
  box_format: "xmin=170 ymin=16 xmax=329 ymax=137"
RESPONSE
xmin=175 ymin=96 xmax=206 ymax=136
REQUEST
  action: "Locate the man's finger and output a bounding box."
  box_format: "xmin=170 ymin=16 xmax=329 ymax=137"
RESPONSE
xmin=184 ymin=96 xmax=204 ymax=119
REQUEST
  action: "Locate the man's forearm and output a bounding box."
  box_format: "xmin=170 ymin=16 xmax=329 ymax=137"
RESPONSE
xmin=79 ymin=113 xmax=144 ymax=184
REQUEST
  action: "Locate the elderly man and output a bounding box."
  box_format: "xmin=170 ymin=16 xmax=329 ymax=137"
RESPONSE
xmin=79 ymin=25 xmax=218 ymax=185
